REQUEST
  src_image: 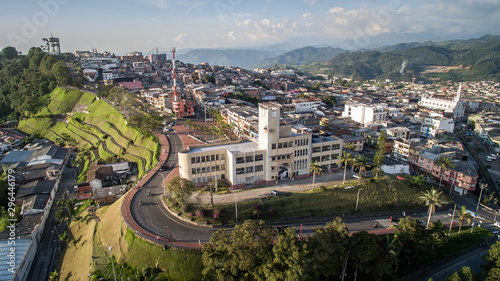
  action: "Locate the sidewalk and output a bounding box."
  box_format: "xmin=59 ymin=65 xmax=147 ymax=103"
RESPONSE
xmin=187 ymin=169 xmax=357 ymax=205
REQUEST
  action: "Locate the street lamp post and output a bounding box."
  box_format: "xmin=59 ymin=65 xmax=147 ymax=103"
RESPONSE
xmin=109 ymin=245 xmax=117 ymax=281
xmin=472 ymin=183 xmax=487 ymax=233
xmin=159 ymin=172 xmax=166 ymax=197
xmin=233 ymin=190 xmax=237 ymax=222
xmin=356 ymin=188 xmax=363 ymax=212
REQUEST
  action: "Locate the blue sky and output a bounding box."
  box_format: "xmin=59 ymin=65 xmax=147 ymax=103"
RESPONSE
xmin=2 ymin=0 xmax=499 ymax=54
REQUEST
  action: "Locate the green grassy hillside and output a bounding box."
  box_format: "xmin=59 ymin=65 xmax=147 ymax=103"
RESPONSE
xmin=19 ymin=87 xmax=159 ymax=181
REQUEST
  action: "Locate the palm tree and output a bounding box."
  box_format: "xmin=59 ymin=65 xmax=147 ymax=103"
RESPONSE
xmin=49 ymin=270 xmax=60 ymax=281
xmin=184 ymin=119 xmax=193 ymax=136
xmin=55 ymin=209 xmax=65 ymax=223
xmin=419 ymin=188 xmax=446 ymax=229
xmin=339 ymin=151 xmax=354 ymax=184
xmin=353 ymin=155 xmax=370 ymax=182
xmin=457 ymin=206 xmax=473 ymax=234
xmin=309 ymin=161 xmax=323 ymax=190
xmin=436 ymin=156 xmax=455 ymax=189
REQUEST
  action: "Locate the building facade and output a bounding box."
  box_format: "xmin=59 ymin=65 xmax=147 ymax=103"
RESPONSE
xmin=178 ymin=102 xmax=343 ymax=188
xmin=418 ymin=84 xmax=466 ymax=119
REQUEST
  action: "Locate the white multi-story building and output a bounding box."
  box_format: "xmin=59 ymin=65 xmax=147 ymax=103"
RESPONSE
xmin=293 ymin=100 xmax=322 ymax=113
xmin=418 ymin=84 xmax=466 ymax=119
xmin=420 ymin=116 xmax=455 ymax=138
xmin=178 ymin=102 xmax=343 ymax=188
xmin=342 ymin=103 xmax=387 ymax=126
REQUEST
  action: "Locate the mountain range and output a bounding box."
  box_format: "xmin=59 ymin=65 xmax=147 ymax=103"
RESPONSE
xmin=175 ymin=35 xmax=500 ymax=81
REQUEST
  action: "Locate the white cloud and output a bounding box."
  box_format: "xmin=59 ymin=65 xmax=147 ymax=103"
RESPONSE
xmin=227 ymin=31 xmax=237 ymax=40
xmin=302 ymin=12 xmax=312 ymax=20
xmin=174 ymin=33 xmax=187 ymax=43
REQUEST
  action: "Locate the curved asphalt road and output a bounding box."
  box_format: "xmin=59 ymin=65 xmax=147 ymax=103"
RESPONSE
xmin=130 ymin=131 xmax=215 ymax=243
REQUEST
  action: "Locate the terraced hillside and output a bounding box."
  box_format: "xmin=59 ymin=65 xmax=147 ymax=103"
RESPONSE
xmin=19 ymin=87 xmax=159 ymax=181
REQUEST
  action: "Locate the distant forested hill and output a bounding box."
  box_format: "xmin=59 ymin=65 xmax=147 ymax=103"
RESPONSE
xmin=253 ymin=46 xmax=348 ymax=68
xmin=297 ymin=35 xmax=500 ymax=82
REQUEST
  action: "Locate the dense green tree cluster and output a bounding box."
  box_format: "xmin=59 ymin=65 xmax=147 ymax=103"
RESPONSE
xmin=0 ymin=46 xmax=72 ymax=122
xmin=202 ymin=217 xmax=444 ymax=281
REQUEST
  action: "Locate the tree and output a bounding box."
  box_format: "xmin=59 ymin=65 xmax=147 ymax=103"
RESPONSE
xmin=457 ymin=206 xmax=473 ymax=234
xmin=340 ymin=151 xmax=354 ymax=184
xmin=306 ymin=217 xmax=349 ymax=280
xmin=353 ymin=155 xmax=370 ymax=181
xmin=55 ymin=209 xmax=65 ymax=223
xmin=309 ymin=161 xmax=322 ymax=190
xmin=394 ymin=217 xmax=433 ymax=271
xmin=410 ymin=175 xmax=427 ymax=188
xmin=166 ymin=176 xmax=194 ymax=206
xmin=372 ymin=131 xmax=387 ymax=178
xmin=184 ymin=119 xmax=193 ymax=136
xmin=51 ymin=61 xmax=72 ymax=86
xmin=348 ymin=231 xmax=391 ymax=281
xmin=483 ymin=242 xmax=500 ymax=280
xmin=436 ymin=156 xmax=455 ymax=189
xmin=49 ymin=270 xmax=60 ymax=280
xmin=260 ymin=227 xmax=309 ymax=280
xmin=445 ymin=266 xmax=476 ymax=281
xmin=419 ymin=188 xmax=446 ymax=229
xmin=202 ymin=220 xmax=275 ymax=280
xmin=2 ymin=46 xmax=18 ymax=60
xmin=65 ymin=198 xmax=76 ymax=220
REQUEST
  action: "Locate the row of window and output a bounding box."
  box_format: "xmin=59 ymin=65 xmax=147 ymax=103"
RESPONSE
xmin=192 ymin=164 xmax=225 ymax=175
xmin=294 ymin=149 xmax=309 ymax=157
xmin=271 ymin=154 xmax=291 ymax=161
xmin=192 ymin=174 xmax=225 ymax=184
xmin=191 ymin=154 xmax=225 ymax=164
xmin=236 ymin=165 xmax=264 ymax=174
xmin=234 ymin=175 xmax=264 ymax=185
xmin=294 ymin=159 xmax=308 ymax=171
xmin=311 ymin=154 xmax=340 ymax=162
xmin=236 ymin=154 xmax=264 ymax=164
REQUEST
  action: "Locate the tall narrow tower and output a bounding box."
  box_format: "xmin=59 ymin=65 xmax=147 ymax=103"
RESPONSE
xmin=171 ymin=47 xmax=177 ymax=102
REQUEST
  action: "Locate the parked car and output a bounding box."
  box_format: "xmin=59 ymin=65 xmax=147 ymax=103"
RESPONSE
xmin=490 ymin=154 xmax=497 ymax=160
xmin=486 ymin=156 xmax=492 ymax=162
xmin=494 ymin=222 xmax=500 ymax=228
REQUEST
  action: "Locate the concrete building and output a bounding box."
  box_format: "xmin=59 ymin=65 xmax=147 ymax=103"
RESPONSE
xmin=342 ymin=103 xmax=387 ymax=126
xmin=178 ymin=102 xmax=343 ymax=188
xmin=420 ymin=116 xmax=455 ymax=138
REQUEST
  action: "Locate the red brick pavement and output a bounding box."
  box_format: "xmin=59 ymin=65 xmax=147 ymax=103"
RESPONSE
xmin=120 ymin=130 xmax=203 ymax=250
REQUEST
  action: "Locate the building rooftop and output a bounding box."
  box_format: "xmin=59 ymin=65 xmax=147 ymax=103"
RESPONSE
xmin=186 ymin=140 xmax=262 ymax=154
xmin=16 ymin=180 xmax=56 ymax=198
xmin=0 ymin=239 xmax=32 ymax=281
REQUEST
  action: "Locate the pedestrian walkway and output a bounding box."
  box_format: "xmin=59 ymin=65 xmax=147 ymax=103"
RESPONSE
xmin=188 ymin=169 xmax=357 ymax=205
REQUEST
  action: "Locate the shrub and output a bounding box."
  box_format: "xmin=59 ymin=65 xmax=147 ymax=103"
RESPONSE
xmin=213 ymin=208 xmax=223 ymax=219
xmin=320 ymin=186 xmax=327 ymax=191
xmin=195 ymin=208 xmax=205 ymax=218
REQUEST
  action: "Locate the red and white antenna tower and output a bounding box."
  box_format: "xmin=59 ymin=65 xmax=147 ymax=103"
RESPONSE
xmin=171 ymin=47 xmax=177 ymax=102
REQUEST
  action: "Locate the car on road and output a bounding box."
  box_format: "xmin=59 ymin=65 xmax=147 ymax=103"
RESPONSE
xmin=486 ymin=156 xmax=492 ymax=162
xmin=159 ymin=165 xmax=168 ymax=171
xmin=494 ymin=222 xmax=500 ymax=228
xmin=491 ymin=154 xmax=497 ymax=160
xmin=352 ymin=175 xmax=359 ymax=179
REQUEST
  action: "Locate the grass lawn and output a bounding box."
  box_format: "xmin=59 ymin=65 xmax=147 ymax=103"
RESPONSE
xmin=176 ymin=176 xmax=452 ymax=225
xmin=56 ymin=194 xmax=203 ymax=281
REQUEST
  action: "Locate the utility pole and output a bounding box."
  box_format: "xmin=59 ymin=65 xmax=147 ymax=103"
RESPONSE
xmin=233 ymin=190 xmax=238 ymax=222
xmin=472 ymin=183 xmax=487 ymax=233
xmin=448 ymin=204 xmax=456 ymax=236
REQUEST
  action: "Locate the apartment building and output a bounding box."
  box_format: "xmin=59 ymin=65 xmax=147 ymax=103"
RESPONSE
xmin=342 ymin=103 xmax=387 ymax=126
xmin=420 ymin=116 xmax=454 ymax=138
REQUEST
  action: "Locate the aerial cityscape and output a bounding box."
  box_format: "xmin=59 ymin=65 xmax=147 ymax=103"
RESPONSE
xmin=1 ymin=1 xmax=500 ymax=281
